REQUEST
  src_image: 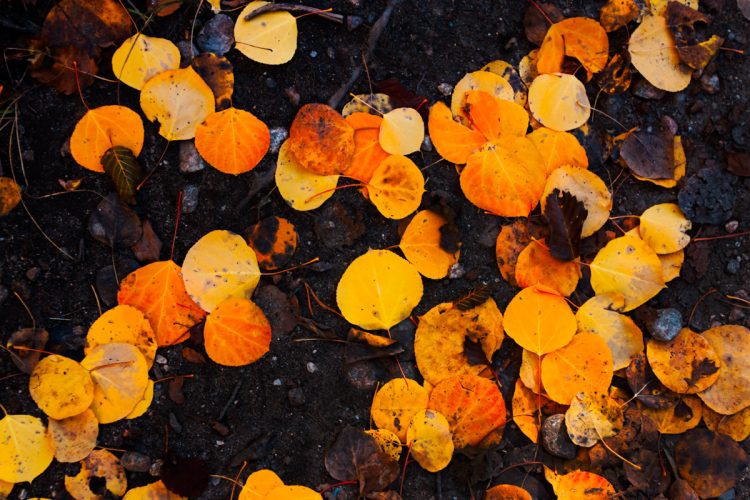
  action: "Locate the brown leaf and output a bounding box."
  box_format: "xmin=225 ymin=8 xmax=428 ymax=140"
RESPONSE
xmin=620 ymin=124 xmax=676 ymax=180
xmin=374 ymin=78 xmax=429 ymax=121
xmin=675 ymin=428 xmax=748 ymax=498
xmin=596 ymin=52 xmax=632 ymax=95
xmin=88 ymin=193 xmax=143 ymax=248
xmin=131 ymin=219 xmax=162 ymax=262
xmin=168 ymin=376 xmax=185 ymax=405
xmin=523 ymin=2 xmax=564 ymax=46
xmin=625 ymin=353 xmax=677 ymax=409
xmin=453 ymin=284 xmax=491 ymax=311
xmin=544 ymin=189 xmax=587 ymax=261
xmin=30 ymin=46 xmax=98 ymax=95
xmin=181 ymin=346 xmax=206 ymax=364
xmin=345 ymin=329 xmax=403 ymax=364
xmin=191 ymin=53 xmax=234 ymax=111
xmin=7 ymin=328 xmax=49 ymax=374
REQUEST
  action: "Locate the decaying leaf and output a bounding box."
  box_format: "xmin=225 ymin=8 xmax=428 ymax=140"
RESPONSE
xmin=480 ymin=60 xmax=528 ymax=106
xmin=642 ymin=395 xmax=703 ymax=434
xmin=365 ymin=428 xmax=402 ymax=462
xmin=541 ymin=166 xmax=612 ymax=238
xmin=524 ymin=2 xmax=565 ymax=46
xmin=542 ymin=190 xmax=586 ymax=262
xmin=368 ymin=155 xmax=425 ymax=220
xmin=698 ymin=325 xmax=750 ymax=415
xmin=703 ymin=405 xmax=750 ymax=442
xmin=275 ymin=139 xmax=340 ymax=211
xmin=123 ymin=480 xmax=187 ymax=500
xmin=400 ymin=210 xmax=459 ymax=279
xmin=6 ymin=327 xmax=49 ymax=374
xmin=0 ymin=177 xmax=22 ymax=216
xmin=101 ymin=146 xmax=144 ymax=205
xmin=565 ymin=391 xmax=624 ymax=447
xmin=600 ymin=0 xmax=640 ymax=32
xmin=544 ymin=467 xmax=616 ymax=500
xmin=371 ymin=378 xmax=429 ymax=441
xmin=191 ymin=52 xmax=234 ymax=111
xmin=647 ymin=328 xmax=721 ymax=394
xmin=495 ymin=220 xmax=533 ymax=286
xmin=596 ymin=52 xmax=633 ymax=94
xmin=247 ymin=216 xmax=297 ymax=271
xmin=675 ymin=428 xmax=748 ymax=498
xmin=666 ymin=2 xmax=723 ymax=70
xmin=342 ymin=93 xmax=394 ymax=117
xmin=288 ymin=103 xmax=355 ymax=176
xmin=29 ymin=354 xmax=94 ymax=420
xmin=620 ymin=124 xmax=676 ymax=180
xmin=626 ymin=352 xmax=677 ymax=409
xmin=64 ymin=449 xmax=127 ymax=499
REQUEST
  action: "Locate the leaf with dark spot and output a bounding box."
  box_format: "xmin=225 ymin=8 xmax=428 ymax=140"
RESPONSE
xmin=543 ymin=189 xmax=587 ymax=261
xmin=620 ymin=125 xmax=675 ymax=180
xmin=666 ymin=1 xmax=722 ymax=70
xmin=626 ymin=353 xmax=677 ymax=410
xmin=345 ymin=329 xmax=403 ymax=364
xmin=675 ymin=429 xmax=748 ymax=498
xmin=684 ymin=358 xmax=719 ymax=389
xmin=101 ymin=146 xmax=143 ymax=205
xmin=375 ymin=78 xmax=429 ymax=120
xmin=453 ymin=284 xmax=491 ymax=311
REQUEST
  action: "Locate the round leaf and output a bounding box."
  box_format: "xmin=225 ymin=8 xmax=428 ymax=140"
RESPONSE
xmin=641 ymin=395 xmax=703 ymax=434
xmin=675 ymin=429 xmax=748 ymax=498
xmin=112 ymin=34 xmax=180 ymax=90
xmin=576 ymin=294 xmax=644 ymax=370
xmin=247 ymin=216 xmax=298 ymax=271
xmin=515 ymin=239 xmax=581 ymax=296
xmin=29 ymin=354 xmax=94 ymax=420
xmin=541 ymin=166 xmax=612 ymax=237
xmin=527 ymin=127 xmax=588 ymax=175
xmin=428 ymin=101 xmax=486 ymax=164
xmin=49 ymin=409 xmax=98 ymax=463
xmin=698 ymin=325 xmax=750 ymax=414
xmin=275 ymin=139 xmax=340 ymax=211
xmin=86 ymin=304 xmax=158 ymax=367
xmin=485 ymin=484 xmax=532 ymax=500
xmin=365 ymin=429 xmax=402 ymax=462
xmin=379 ymin=107 xmax=424 ymax=155
xmin=406 ymin=409 xmax=454 ymax=473
xmin=503 ymin=285 xmax=576 ymax=355
xmin=371 ymin=378 xmax=429 ymax=442
xmin=400 ymin=210 xmax=459 ymax=279
xmin=234 ymin=1 xmax=297 ymax=65
xmin=647 ymin=328 xmax=721 ymax=394
xmin=528 ymin=74 xmax=591 ymax=132
xmin=204 ymin=297 xmax=271 ymax=366
xmin=0 ymin=414 xmax=55 ymax=483
xmin=368 ymin=154 xmax=425 ymax=219
xmin=64 ymin=449 xmax=127 ymax=499
xmin=195 ymin=107 xmax=270 ymax=175
xmin=628 ymin=15 xmax=691 ymax=92
xmin=239 ymin=469 xmax=284 ymax=500
xmin=288 ymin=103 xmax=355 ymax=175
xmin=451 ymin=71 xmax=514 ymax=125
xmin=464 ymin=90 xmax=529 ymax=141
xmin=70 ymin=105 xmax=144 ymax=172
xmin=639 ymin=203 xmax=692 ymax=254
xmin=703 ymin=405 xmax=750 ymax=442
xmin=565 ymin=391 xmax=624 ymax=447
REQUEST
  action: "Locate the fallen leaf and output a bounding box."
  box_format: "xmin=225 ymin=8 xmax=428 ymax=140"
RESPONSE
xmin=288 ymin=103 xmax=355 ymax=175
xmin=6 ymin=327 xmax=48 ymax=374
xmin=628 ymin=15 xmax=692 ymax=92
xmin=70 ymin=105 xmax=144 ymax=173
xmin=195 ymin=107 xmax=270 ymax=175
xmin=64 ymin=449 xmax=127 ymax=499
xmin=647 ymin=328 xmax=721 ymax=394
xmin=112 ymin=34 xmax=180 ymax=90
xmin=428 ymin=101 xmax=487 ymax=164
xmin=515 ymin=239 xmax=581 ymax=296
xmin=123 ymin=481 xmax=187 ymax=500
xmin=596 ymin=52 xmax=633 ymax=94
xmin=480 ymin=60 xmax=528 ymax=106
xmin=503 ymin=285 xmax=576 ymax=355
xmin=247 ymin=216 xmax=297 ymax=271
xmin=406 ymin=409 xmax=454 ymax=473
xmin=600 ymin=0 xmax=640 ymax=32
xmin=364 ymin=429 xmax=402 ymax=462
xmin=464 ymin=90 xmax=529 ymax=141
xmin=371 ymin=378 xmax=429 ymax=442
xmin=368 ymin=155 xmax=425 ymax=220
xmin=85 ymin=305 xmax=157 ymax=367
xmin=126 ymin=379 xmax=154 ymax=419
xmin=0 ymin=414 xmax=55 ymax=483
xmin=544 ymin=467 xmax=615 ymax=500
xmin=639 ymin=203 xmax=692 ymax=254
xmin=379 ymin=107 xmax=424 ymax=155
xmin=344 ymin=113 xmax=389 ymax=184
xmin=0 ymin=177 xmax=21 ymax=216
xmin=203 ymin=297 xmax=271 ymax=367
xmin=399 ymin=210 xmax=459 ymax=279
xmin=342 ymin=93 xmax=394 ymax=117
xmin=191 ymin=52 xmax=234 ymax=110
xmin=234 ymin=1 xmax=297 ymax=65
xmin=542 ymin=190 xmax=586 ymax=262
xmin=101 ymin=146 xmax=143 ymax=205
xmin=495 ymin=221 xmax=532 ymax=286
xmin=642 ymin=396 xmax=703 ymax=433
xmin=527 ymin=127 xmax=588 ymax=176
xmin=519 ymin=349 xmax=543 ymax=394
xmin=88 ymin=193 xmax=142 ymax=248
xmin=632 ymin=134 xmax=686 ymax=188
xmin=512 ymin=378 xmax=561 ymax=443
xmin=620 ymin=124 xmax=676 ymax=180
xmin=537 ymin=17 xmax=609 ymax=76
xmin=698 ymin=325 xmax=750 ymax=415
xmin=626 ymin=352 xmax=677 ymax=409
xmin=29 ymin=354 xmax=94 ymax=420
xmin=565 ymin=391 xmax=624 ymax=447
xmin=375 ymin=78 xmax=429 ymax=120
xmin=451 ymin=71 xmax=514 ymax=125
xmin=265 ymin=485 xmax=322 ymax=499
xmin=675 ymin=428 xmax=748 ymax=498
xmin=542 ymin=166 xmax=612 ymax=238
xmin=576 ymin=294 xmax=644 ymax=370
xmin=132 ymin=219 xmax=162 ymax=262
xmin=703 ymin=405 xmax=750 ymax=442
xmin=239 ymin=469 xmax=284 ymax=500
xmin=275 ymin=139 xmax=340 ymax=211
xmin=523 ymin=2 xmax=565 ymax=46
xmin=528 ymin=74 xmax=591 ymax=132
xmin=485 ymin=484 xmax=532 ymax=500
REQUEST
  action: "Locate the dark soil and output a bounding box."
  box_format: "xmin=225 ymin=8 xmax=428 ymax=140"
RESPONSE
xmin=1 ymin=0 xmax=750 ymax=498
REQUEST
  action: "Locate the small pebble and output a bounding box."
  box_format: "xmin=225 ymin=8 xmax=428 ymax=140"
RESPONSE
xmin=179 ymin=141 xmax=206 ymax=173
xmin=182 ymin=184 xmax=200 ymax=214
xmin=155 ymin=354 xmax=168 ymax=365
xmin=346 ymin=362 xmax=378 ymax=390
xmin=269 ymin=127 xmax=289 ymax=154
xmin=25 ymin=267 xmax=40 ymax=281
xmin=176 ymin=40 xmax=199 ymax=67
xmin=18 ymin=490 xmax=28 ymax=500
xmin=726 ymin=220 xmax=739 ymax=233
xmin=273 ymin=378 xmax=283 ymax=386
xmin=197 ymin=14 xmax=234 ymax=56
xmin=541 ymin=414 xmax=577 ymax=459
xmin=437 ymin=82 xmax=454 ymax=96
xmin=700 ymin=73 xmax=720 ymax=95
xmin=149 ymin=459 xmax=164 ymax=477
xmin=421 ymin=135 xmax=433 ymax=152
xmin=726 ymin=257 xmax=741 ymax=275
xmin=121 ymin=451 xmax=151 ymax=472
xmin=326 ymin=47 xmax=335 ymax=59
xmin=649 ymin=308 xmax=683 ymax=342
xmin=632 ymin=79 xmax=666 ymax=100
xmin=309 ymin=50 xmax=318 ymax=58
xmin=265 ymin=77 xmax=277 ymax=89
xmin=284 ymin=87 xmax=300 ymax=106
xmin=169 ymin=412 xmax=183 ymax=433
xmin=306 ymin=362 xmax=318 ymax=373
xmin=288 ymin=387 xmax=306 ymax=406
xmin=448 ymin=263 xmax=465 ymax=279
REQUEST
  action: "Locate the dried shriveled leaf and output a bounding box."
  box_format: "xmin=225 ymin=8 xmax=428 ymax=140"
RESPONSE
xmin=399 ymin=210 xmax=459 ymax=279
xmin=324 ymin=427 xmax=399 ymax=496
xmin=666 ymin=2 xmax=722 ymax=70
xmin=503 ymin=285 xmax=576 ymax=355
xmin=451 ymin=71 xmax=514 ymax=125
xmin=576 ymin=294 xmax=644 ymax=370
xmin=0 ymin=414 xmax=55 ymax=483
xmin=621 ymin=125 xmax=676 ymax=180
xmin=182 ymin=230 xmax=260 ymax=313
xmin=542 ymin=166 xmax=611 ymax=238
xmin=6 ymin=327 xmax=48 ymax=374
xmin=102 ymin=146 xmax=143 ymax=205
xmin=288 ymin=103 xmax=355 ymax=175
xmin=204 ymin=297 xmax=271 ymax=366
xmin=276 ymin=139 xmax=340 ymax=211
xmin=247 ymin=216 xmax=297 ymax=271
xmin=596 ymin=52 xmax=633 ymax=94
xmin=428 ymin=102 xmax=486 ymax=164
xmin=542 ymin=190 xmax=586 ymax=262
xmin=123 ymin=480 xmax=187 ymax=500
xmin=368 ymin=155 xmax=425 ymax=220
xmin=698 ymin=325 xmax=750 ymax=415
xmin=515 ymin=239 xmax=581 ymax=296
xmin=239 ymin=470 xmax=283 ymax=500
xmin=639 ymin=203 xmax=691 ymax=254
xmin=495 ymin=221 xmax=531 ymax=286
xmin=342 ymin=93 xmax=393 ymax=117
xmin=541 ymin=333 xmax=614 ymax=405
xmin=642 ymin=395 xmax=702 ymax=434
xmin=29 ymin=354 xmax=94 ymax=420
xmin=675 ymin=429 xmax=748 ymax=498
xmin=64 ymin=449 xmax=127 ymax=499
xmin=485 ymin=484 xmax=532 ymax=500
xmin=195 ymin=107 xmax=269 ymax=175
xmin=600 ymin=0 xmax=640 ymax=32
xmin=118 ymin=260 xmax=206 ymax=346
xmin=464 ymin=90 xmax=529 ymax=141
xmin=71 ymin=105 xmax=144 ymax=173
xmin=0 ymin=177 xmax=21 ymax=216
xmin=528 ymin=74 xmax=591 ymax=132
xmin=545 ymin=468 xmax=615 ymax=500
xmin=524 ymin=2 xmax=565 ymax=45
xmin=406 ymin=410 xmax=454 ymax=473
xmin=379 ymin=107 xmax=424 ymax=155
xmin=234 ymin=1 xmax=297 ymax=65
xmin=628 ymin=15 xmax=692 ymax=92
xmin=371 ymin=378 xmax=429 ymax=442
xmin=527 ymin=127 xmax=588 ymax=175
xmin=648 ymin=328 xmax=721 ymax=394
xmin=191 ymin=53 xmax=234 ymax=111
xmin=634 ymin=134 xmax=686 ymax=188
xmin=703 ymin=405 xmax=750 ymax=442
xmin=565 ymin=391 xmax=624 ymax=447
xmin=112 ymin=34 xmax=180 ymax=90
xmin=344 ymin=113 xmax=389 ymax=184
xmin=537 ymin=17 xmax=609 ymax=75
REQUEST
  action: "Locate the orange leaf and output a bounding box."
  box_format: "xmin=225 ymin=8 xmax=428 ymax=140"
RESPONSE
xmin=503 ymin=285 xmax=577 ymax=355
xmin=368 ymin=155 xmax=425 ymax=219
xmin=70 ymin=105 xmax=144 ymax=173
xmin=344 ymin=113 xmax=389 ymax=184
xmin=600 ymin=0 xmax=640 ymax=32
xmin=515 ymin=239 xmax=581 ymax=296
xmin=537 ymin=18 xmax=610 ymax=76
xmin=247 ymin=216 xmax=298 ymax=271
xmin=464 ymin=90 xmax=529 ymax=141
xmin=427 ymin=102 xmax=486 ymax=164
xmin=195 ymin=107 xmax=270 ymax=175
xmin=485 ymin=484 xmax=532 ymax=500
xmin=495 ymin=220 xmax=531 ymax=286
xmin=203 ymin=297 xmax=271 ymax=366
xmin=117 ymin=260 xmax=206 ymax=346
xmin=545 ymin=468 xmax=615 ymax=500
xmin=288 ymin=103 xmax=355 ymax=175
xmin=527 ymin=127 xmax=588 ymax=175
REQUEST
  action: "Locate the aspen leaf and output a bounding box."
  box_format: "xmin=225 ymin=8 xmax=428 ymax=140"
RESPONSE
xmin=519 ymin=349 xmax=542 ymax=394
xmin=191 ymin=52 xmax=234 ymax=111
xmin=628 ymin=15 xmax=692 ymax=92
xmin=64 ymin=449 xmax=127 ymax=499
xmin=406 ymin=410 xmax=454 ymax=473
xmin=379 ymin=107 xmax=424 ymax=155
xmin=543 ymin=189 xmax=587 ymax=261
xmin=371 ymin=378 xmax=429 ymax=441
xmin=399 ymin=210 xmax=459 ymax=279
xmin=600 ymin=0 xmax=640 ymax=32
xmin=632 ymin=135 xmax=686 ymax=188
xmin=80 ymin=343 xmax=149 ymax=424
xmin=675 ymin=428 xmax=748 ymax=499
xmin=480 ymin=60 xmax=528 ymax=106
xmin=647 ymin=328 xmax=720 ymax=394
xmin=0 ymin=177 xmax=21 ymax=216
xmin=642 ymin=395 xmax=702 ymax=434
xmin=626 ymin=227 xmax=685 ymax=282
xmin=195 ymin=107 xmax=270 ymax=175
xmin=703 ymin=405 xmax=750 ymax=442
xmin=365 ymin=429 xmax=402 ymax=462
xmin=428 ymin=374 xmax=506 ymax=448
xmin=341 ymin=93 xmax=393 ymax=117
xmin=336 ymin=249 xmax=422 ymax=331
xmin=344 ymin=113 xmax=389 ymax=184
xmin=503 ymin=285 xmax=577 ymax=355
xmin=182 ymin=230 xmax=261 ymax=313
xmin=537 ymin=18 xmax=610 ymax=76
xmin=234 ymin=1 xmax=297 ymax=65
xmin=451 ymin=71 xmax=514 ymax=125
xmin=514 ymin=239 xmax=581 ymax=296
xmin=0 ymin=480 xmax=11 ymax=498
xmin=464 ymin=90 xmax=529 ymax=141
xmin=264 ymin=485 xmax=322 ymax=499
xmin=485 ymin=484 xmax=532 ymax=500
xmin=528 ymin=74 xmax=591 ymax=132
xmin=576 ymin=294 xmax=644 ymax=370
xmin=512 ymin=378 xmax=556 ymax=443
xmin=247 ymin=216 xmax=298 ymax=271
xmin=126 ymin=379 xmax=154 ymax=419
xmin=101 ymin=146 xmax=143 ymax=205
xmin=140 ymin=66 xmax=215 ymax=140
xmin=649 ymin=0 xmax=698 ymax=16
xmin=204 ymin=297 xmax=271 ymax=367
xmin=460 ymin=137 xmax=547 ymax=217
xmin=239 ymin=469 xmax=284 ymax=500
xmin=541 ymin=332 xmax=614 ymax=405
xmin=427 ymin=101 xmax=486 ymax=164
xmin=698 ymin=325 xmax=750 ymax=415
xmin=545 ymin=468 xmax=615 ymax=500
xmin=639 ymin=203 xmax=692 ymax=254
xmin=495 ymin=220 xmax=531 ymax=286
xmin=275 ymin=140 xmax=340 ymax=211
xmin=123 ymin=481 xmax=186 ymax=500
xmin=565 ymin=391 xmax=624 ymax=447
xmin=112 ymin=34 xmax=180 ymax=90
xmin=288 ymin=103 xmax=355 ymax=175
xmin=118 ymin=260 xmax=206 ymax=346
xmin=86 ymin=304 xmax=158 ymax=367
xmin=29 ymin=355 xmax=94 ymax=420
xmin=415 ymin=299 xmax=504 ymax=385
xmin=589 ymin=235 xmax=665 ymax=311
xmin=541 ymin=166 xmax=612 ymax=237
xmin=519 ymin=49 xmax=540 ymax=86
xmin=368 ymin=155 xmax=425 ymax=220
xmin=70 ymin=105 xmax=144 ymax=172
xmin=527 ymin=127 xmax=588 ymax=175
xmin=0 ymin=414 xmax=55 ymax=483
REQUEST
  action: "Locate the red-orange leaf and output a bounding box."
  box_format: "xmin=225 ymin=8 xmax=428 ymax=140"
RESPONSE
xmin=203 ymin=297 xmax=271 ymax=366
xmin=428 ymin=101 xmax=486 ymax=165
xmin=195 ymin=107 xmax=270 ymax=175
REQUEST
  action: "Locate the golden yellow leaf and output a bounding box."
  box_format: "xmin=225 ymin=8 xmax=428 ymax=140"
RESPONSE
xmin=239 ymin=469 xmax=284 ymax=500
xmin=541 ymin=332 xmax=614 ymax=405
xmin=576 ymin=294 xmax=644 ymax=370
xmin=29 ymin=354 xmax=94 ymax=420
xmin=600 ymin=0 xmax=640 ymax=32
xmin=698 ymin=325 xmax=750 ymax=415
xmin=112 ymin=34 xmax=180 ymax=90
xmin=519 ymin=349 xmax=542 ymax=394
xmin=275 ymin=140 xmax=340 ymax=211
xmin=480 ymin=60 xmax=528 ymax=106
xmin=641 ymin=395 xmax=703 ymax=434
xmin=626 ymin=227 xmax=684 ymax=282
xmin=537 ymin=17 xmax=610 ymax=76
xmin=0 ymin=177 xmax=21 ymax=216
xmin=519 ymin=49 xmax=540 ymax=87
xmin=451 ymin=71 xmax=514 ymax=125
xmin=86 ymin=304 xmax=158 ymax=368
xmin=379 ymin=107 xmax=424 ymax=155
xmin=565 ymin=391 xmax=624 ymax=447
xmin=123 ymin=481 xmax=186 ymax=500
xmin=527 ymin=127 xmax=588 ymax=175
xmin=628 ymin=15 xmax=692 ymax=92
xmin=195 ymin=107 xmax=270 ymax=175
xmin=49 ymin=409 xmax=98 ymax=463
xmin=589 ymin=235 xmax=665 ymax=311
xmin=234 ymin=1 xmax=297 ymax=65
xmin=70 ymin=105 xmax=144 ymax=172
xmin=703 ymin=405 xmax=750 ymax=442
xmin=427 ymin=101 xmax=486 ymax=164
xmin=399 ymin=210 xmax=459 ymax=279
xmin=512 ymin=378 xmax=553 ymax=443
xmin=648 ymin=0 xmax=698 ymax=16
xmin=464 ymin=90 xmax=529 ymax=141
xmin=541 ymin=166 xmax=612 ymax=237
xmin=528 ymin=74 xmax=591 ymax=132
xmin=406 ymin=409 xmax=454 ymax=473
xmin=368 ymin=155 xmax=425 ymax=219
xmin=204 ymin=297 xmax=271 ymax=366
xmin=64 ymin=449 xmax=127 ymax=499
xmin=503 ymin=285 xmax=576 ymax=355
xmin=371 ymin=378 xmax=429 ymax=442
xmin=0 ymin=480 xmax=12 ymax=498
xmin=647 ymin=328 xmax=721 ymax=394
xmin=515 ymin=239 xmax=581 ymax=296
xmin=126 ymin=379 xmax=154 ymax=419
xmin=80 ymin=343 xmax=149 ymax=424
xmin=341 ymin=93 xmax=393 ymax=117
xmin=0 ymin=414 xmax=55 ymax=483
xmin=365 ymin=429 xmax=402 ymax=462
xmin=639 ymin=203 xmax=692 ymax=254
xmin=264 ymin=485 xmax=322 ymax=499
xmin=182 ymin=230 xmax=260 ymax=313
xmin=140 ymin=66 xmax=215 ymax=140
xmin=545 ymin=467 xmax=615 ymax=500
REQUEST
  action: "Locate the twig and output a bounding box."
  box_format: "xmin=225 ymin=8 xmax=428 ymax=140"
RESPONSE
xmin=242 ymin=3 xmax=361 ymax=30
xmin=218 ymin=378 xmax=243 ymax=421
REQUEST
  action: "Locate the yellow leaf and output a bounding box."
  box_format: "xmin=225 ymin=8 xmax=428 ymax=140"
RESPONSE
xmin=639 ymin=203 xmax=692 ymax=254
xmin=181 ymin=230 xmax=260 ymax=313
xmin=140 ymin=66 xmax=215 ymax=140
xmin=528 ymin=74 xmax=591 ymax=132
xmin=600 ymin=0 xmax=640 ymax=32
xmin=336 ymin=249 xmax=423 ymax=330
xmin=541 ymin=166 xmax=612 ymax=237
xmin=0 ymin=480 xmax=12 ymax=498
xmin=626 ymin=227 xmax=684 ymax=282
xmin=195 ymin=107 xmax=270 ymax=175
xmin=399 ymin=210 xmax=459 ymax=279
xmin=64 ymin=449 xmax=127 ymax=499
xmin=628 ymin=15 xmax=692 ymax=92
xmin=641 ymin=395 xmax=703 ymax=434
xmin=503 ymin=285 xmax=576 ymax=355
xmin=208 ymin=0 xmax=221 ymax=12
xmin=70 ymin=105 xmax=144 ymax=172
xmin=368 ymin=155 xmax=425 ymax=220
xmin=479 ymin=60 xmax=528 ymax=106
xmin=0 ymin=414 xmax=55 ymax=483
xmin=29 ymin=355 xmax=94 ymax=420
xmin=647 ymin=328 xmax=721 ymax=394
xmin=80 ymin=343 xmax=149 ymax=424
xmin=514 ymin=239 xmax=581 ymax=296
xmin=537 ymin=18 xmax=609 ymax=76
xmin=589 ymin=235 xmax=665 ymax=311
xmin=112 ymin=34 xmax=180 ymax=90
xmin=519 ymin=349 xmax=542 ymax=394
xmin=275 ymin=140 xmax=340 ymax=211
xmin=698 ymin=325 xmax=750 ymax=415
xmin=379 ymin=107 xmax=424 ymax=155
xmin=527 ymin=127 xmax=588 ymax=175
xmin=406 ymin=409 xmax=454 ymax=473
xmin=204 ymin=297 xmax=271 ymax=366
xmin=451 ymin=71 xmax=514 ymax=125
xmin=123 ymin=481 xmax=186 ymax=500
xmin=0 ymin=177 xmax=22 ymax=216
xmin=49 ymin=409 xmax=99 ymax=463
xmin=365 ymin=429 xmax=402 ymax=462
xmin=565 ymin=391 xmax=624 ymax=447
xmin=544 ymin=468 xmax=615 ymax=500
xmin=126 ymin=379 xmax=154 ymax=419
xmin=341 ymin=93 xmax=393 ymax=117
xmin=239 ymin=469 xmax=284 ymax=500
xmin=234 ymin=1 xmax=297 ymax=65
xmin=371 ymin=378 xmax=429 ymax=442
xmin=86 ymin=304 xmax=158 ymax=368
xmin=264 ymin=485 xmax=322 ymax=499
xmin=648 ymin=0 xmax=698 ymax=16
xmin=703 ymin=405 xmax=750 ymax=442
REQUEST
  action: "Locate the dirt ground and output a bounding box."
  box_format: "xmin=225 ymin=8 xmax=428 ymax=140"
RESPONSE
xmin=1 ymin=0 xmax=750 ymax=498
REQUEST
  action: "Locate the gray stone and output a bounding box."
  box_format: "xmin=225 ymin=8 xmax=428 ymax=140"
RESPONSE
xmin=121 ymin=451 xmax=151 ymax=472
xmin=727 ymin=257 xmax=741 ymax=275
xmin=725 ymin=220 xmax=739 ymax=233
xmin=346 ymin=362 xmax=378 ymax=390
xmin=149 ymin=459 xmax=164 ymax=477
xmin=649 ymin=308 xmax=683 ymax=342
xmin=197 ymin=14 xmax=234 ymax=56
xmin=269 ymin=127 xmax=289 ymax=154
xmin=176 ymin=40 xmax=199 ymax=67
xmin=182 ymin=184 xmax=200 ymax=214
xmin=541 ymin=414 xmax=577 ymax=459
xmin=437 ymin=82 xmax=453 ymax=96
xmin=179 ymin=141 xmax=206 ymax=173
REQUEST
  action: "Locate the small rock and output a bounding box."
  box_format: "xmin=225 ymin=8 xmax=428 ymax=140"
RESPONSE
xmin=718 ymin=489 xmax=736 ymax=500
xmin=421 ymin=134 xmax=433 ymax=152
xmin=306 ymin=362 xmax=318 ymax=373
xmin=121 ymin=452 xmax=151 ymax=472
xmin=273 ymin=378 xmax=283 ymax=386
xmin=632 ymin=79 xmax=666 ymax=100
xmin=149 ymin=459 xmax=164 ymax=477
xmin=265 ymin=77 xmax=277 ymax=89
xmin=179 ymin=141 xmax=206 ymax=173
xmin=269 ymin=127 xmax=289 ymax=154
xmin=678 ymin=168 xmax=736 ymax=225
xmin=700 ymin=73 xmax=720 ymax=94
xmin=176 ymin=40 xmax=199 ymax=67
xmin=448 ymin=263 xmax=465 ymax=279
xmin=725 ymin=220 xmax=739 ymax=233
xmin=25 ymin=267 xmax=40 ymax=281
xmin=169 ymin=412 xmax=183 ymax=433
xmin=288 ymin=387 xmax=305 ymax=406
xmin=197 ymin=14 xmax=234 ymax=56
xmin=649 ymin=308 xmax=683 ymax=342
xmin=437 ymin=83 xmax=453 ymax=96
xmin=155 ymin=354 xmax=168 ymax=365
xmin=284 ymin=87 xmax=300 ymax=106
xmin=346 ymin=362 xmax=378 ymax=390
xmin=541 ymin=414 xmax=577 ymax=459
xmin=726 ymin=257 xmax=741 ymax=275
xmin=182 ymin=184 xmax=200 ymax=214
xmin=309 ymin=50 xmax=318 ymax=58
xmin=729 ymin=307 xmax=745 ymax=322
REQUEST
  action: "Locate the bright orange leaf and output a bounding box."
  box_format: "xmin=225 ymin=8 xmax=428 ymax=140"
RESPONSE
xmin=464 ymin=90 xmax=529 ymax=141
xmin=428 ymin=101 xmax=486 ymax=164
xmin=527 ymin=127 xmax=588 ymax=175
xmin=399 ymin=210 xmax=459 ymax=279
xmin=203 ymin=297 xmax=271 ymax=367
xmin=537 ymin=17 xmax=610 ymax=76
xmin=70 ymin=105 xmax=144 ymax=173
xmin=195 ymin=107 xmax=270 ymax=175
xmin=503 ymin=285 xmax=576 ymax=355
xmin=344 ymin=112 xmax=389 ymax=184
xmin=514 ymin=239 xmax=581 ymax=296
